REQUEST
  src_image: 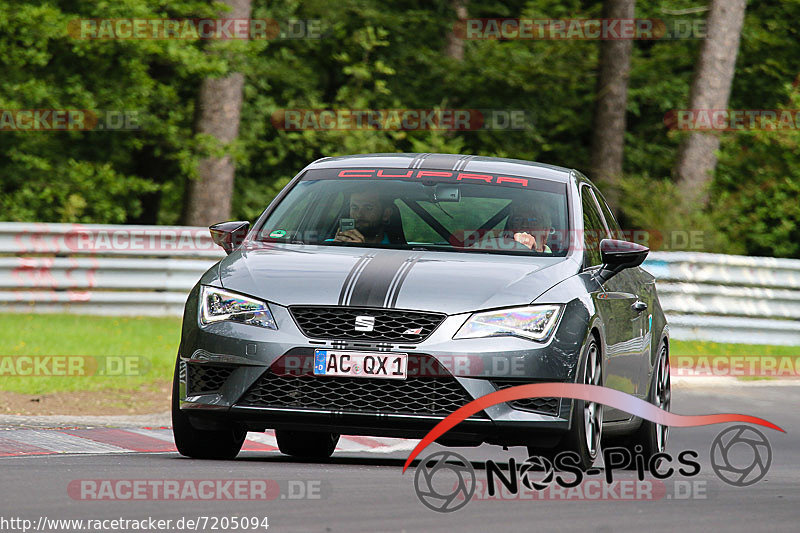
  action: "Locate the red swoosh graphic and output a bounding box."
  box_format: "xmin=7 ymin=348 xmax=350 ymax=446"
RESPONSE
xmin=402 ymin=383 xmax=784 ymax=473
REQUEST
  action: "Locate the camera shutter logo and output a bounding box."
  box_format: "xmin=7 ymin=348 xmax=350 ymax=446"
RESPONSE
xmin=414 ymin=451 xmax=475 ymax=513
xmin=519 ymin=455 xmax=555 ymax=491
xmin=354 ymin=316 xmax=376 ymax=332
xmin=710 ymin=425 xmax=772 ymax=487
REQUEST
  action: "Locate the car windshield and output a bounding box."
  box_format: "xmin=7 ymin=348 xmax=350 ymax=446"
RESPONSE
xmin=252 ymin=168 xmax=570 ymax=256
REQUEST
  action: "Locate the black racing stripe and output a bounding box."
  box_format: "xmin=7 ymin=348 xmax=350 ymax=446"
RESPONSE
xmin=348 ymin=251 xmax=413 ymax=307
xmin=338 ymin=254 xmax=372 ymax=305
xmin=343 ymin=253 xmax=375 ymax=305
xmin=382 ymin=255 xmax=417 ymax=308
xmin=388 ymin=256 xmax=420 ymax=308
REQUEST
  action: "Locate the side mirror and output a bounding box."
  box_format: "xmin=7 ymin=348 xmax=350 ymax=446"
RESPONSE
xmin=595 ymin=239 xmax=649 ymax=284
xmin=209 ymin=221 xmax=249 ymax=254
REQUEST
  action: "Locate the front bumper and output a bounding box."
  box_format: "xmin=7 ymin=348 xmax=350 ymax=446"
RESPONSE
xmin=178 ymin=291 xmax=589 ymax=447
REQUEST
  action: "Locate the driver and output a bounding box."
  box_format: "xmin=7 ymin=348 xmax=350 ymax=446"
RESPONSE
xmin=333 ymin=190 xmax=394 ymax=244
xmin=507 ymin=200 xmax=552 ymax=253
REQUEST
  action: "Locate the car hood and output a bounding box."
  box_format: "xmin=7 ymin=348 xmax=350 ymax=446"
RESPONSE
xmin=218 ymin=243 xmax=576 ymax=315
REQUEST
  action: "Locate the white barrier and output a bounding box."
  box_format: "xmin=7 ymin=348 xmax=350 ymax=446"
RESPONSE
xmin=644 ymin=252 xmax=800 ymax=346
xmin=0 ymin=222 xmax=224 ymax=316
xmin=1 ymin=223 xmax=798 ymax=345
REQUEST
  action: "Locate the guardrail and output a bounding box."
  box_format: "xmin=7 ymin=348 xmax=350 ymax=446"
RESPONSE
xmin=643 ymin=252 xmax=800 ymax=346
xmin=1 ymin=223 xmax=799 ymax=345
xmin=0 ymin=222 xmax=224 ymax=316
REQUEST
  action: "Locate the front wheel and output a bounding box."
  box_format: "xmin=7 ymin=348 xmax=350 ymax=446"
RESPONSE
xmin=171 ymin=360 xmax=246 ymax=460
xmin=528 ymin=337 xmax=603 ymax=470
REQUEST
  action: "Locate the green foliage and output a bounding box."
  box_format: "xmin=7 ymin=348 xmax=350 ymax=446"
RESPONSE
xmin=618 ymin=0 xmax=800 ymax=257
xmin=1 ymin=0 xmax=799 ymax=258
xmin=712 ymin=90 xmax=800 ymax=258
xmin=0 ymin=0 xmax=228 ymax=224
xmin=616 ymin=174 xmax=728 ymax=253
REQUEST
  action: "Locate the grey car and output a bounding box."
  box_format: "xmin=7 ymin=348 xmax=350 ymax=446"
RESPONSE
xmin=172 ymin=153 xmax=670 ymax=469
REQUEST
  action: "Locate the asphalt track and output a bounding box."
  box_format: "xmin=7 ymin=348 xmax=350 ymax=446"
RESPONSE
xmin=1 ymin=383 xmax=798 ymax=533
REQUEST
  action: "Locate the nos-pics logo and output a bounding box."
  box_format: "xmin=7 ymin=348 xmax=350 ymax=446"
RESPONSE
xmin=412 ymin=424 xmax=773 ymax=513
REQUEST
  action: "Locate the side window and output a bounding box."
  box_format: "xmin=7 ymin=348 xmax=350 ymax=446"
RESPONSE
xmin=263 ymin=182 xmax=317 ymax=237
xmin=581 ymin=186 xmax=608 ymax=268
xmin=594 ymin=189 xmax=622 ymax=239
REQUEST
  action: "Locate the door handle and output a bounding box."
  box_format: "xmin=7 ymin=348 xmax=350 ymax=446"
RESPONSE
xmin=632 ymin=301 xmax=648 ymax=313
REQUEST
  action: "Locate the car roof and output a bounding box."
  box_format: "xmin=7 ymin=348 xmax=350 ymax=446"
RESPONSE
xmin=305 ymin=153 xmax=574 ymax=183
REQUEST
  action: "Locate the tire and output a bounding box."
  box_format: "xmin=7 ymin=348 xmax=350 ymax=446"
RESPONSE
xmin=276 ymin=430 xmax=339 ymax=460
xmin=527 ymin=337 xmax=603 ymax=470
xmin=604 ymin=340 xmax=671 ymax=470
xmin=171 ymin=360 xmax=246 ymax=460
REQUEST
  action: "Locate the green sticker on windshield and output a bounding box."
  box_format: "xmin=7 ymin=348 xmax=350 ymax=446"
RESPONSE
xmin=269 ymin=230 xmax=287 ymax=238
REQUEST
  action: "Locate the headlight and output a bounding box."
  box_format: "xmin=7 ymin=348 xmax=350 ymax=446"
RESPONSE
xmin=454 ymin=305 xmax=562 ymax=342
xmin=200 ymin=286 xmax=277 ymax=329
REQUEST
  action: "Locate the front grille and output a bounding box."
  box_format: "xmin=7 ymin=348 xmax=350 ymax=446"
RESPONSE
xmin=238 ymin=372 xmax=485 ymax=418
xmin=492 ymin=381 xmax=560 ymax=416
xmin=289 ymin=306 xmax=445 ymax=343
xmin=187 ymin=364 xmax=235 ymax=394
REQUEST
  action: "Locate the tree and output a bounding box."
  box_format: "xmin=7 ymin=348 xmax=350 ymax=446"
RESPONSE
xmin=673 ymin=0 xmax=747 ymax=206
xmin=590 ymin=0 xmax=636 ymax=211
xmin=445 ymin=0 xmax=468 ymax=60
xmin=0 ymin=0 xmax=216 ymax=224
xmin=183 ymin=0 xmax=252 ymax=226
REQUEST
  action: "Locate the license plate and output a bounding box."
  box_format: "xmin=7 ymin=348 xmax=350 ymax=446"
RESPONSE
xmin=313 ymin=350 xmax=408 ymax=380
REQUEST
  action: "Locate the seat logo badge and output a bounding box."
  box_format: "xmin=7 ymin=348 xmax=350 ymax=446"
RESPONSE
xmin=355 ymin=316 xmax=376 ymax=332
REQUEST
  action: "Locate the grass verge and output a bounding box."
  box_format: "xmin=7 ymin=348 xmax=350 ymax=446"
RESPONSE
xmin=0 ymin=313 xmax=181 ymax=395
xmin=671 ymin=340 xmax=800 ymax=358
